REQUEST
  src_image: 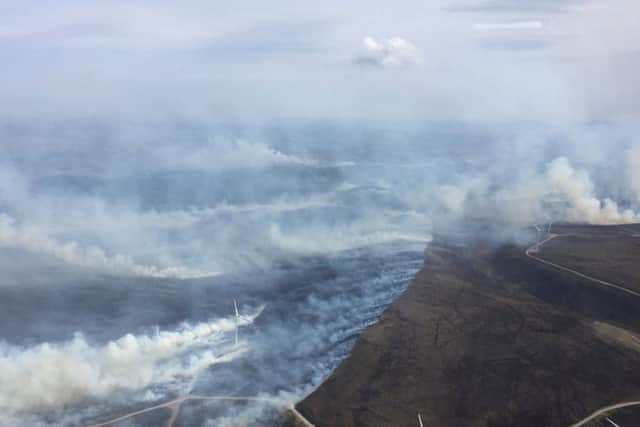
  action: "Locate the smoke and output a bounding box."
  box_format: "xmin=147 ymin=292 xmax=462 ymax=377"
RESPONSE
xmin=149 ymin=139 xmax=321 ymax=171
xmin=0 ymin=307 xmax=263 ymax=414
xmin=0 ymin=139 xmax=337 ymax=277
xmin=1 ymin=1 xmax=639 ymax=425
xmin=0 ymin=214 xmax=214 ymax=279
xmin=1 ymin=124 xmax=639 ymax=282
xmin=627 ymin=145 xmax=640 ymax=201
xmin=269 ymin=223 xmax=430 ymax=254
xmin=544 ymin=157 xmax=638 ymax=224
xmin=1 ymin=120 xmax=640 ymax=426
xmin=436 ymin=154 xmax=640 ymax=226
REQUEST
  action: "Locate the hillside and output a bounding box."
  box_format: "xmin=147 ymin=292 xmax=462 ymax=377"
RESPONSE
xmin=296 ymin=225 xmax=640 ymax=427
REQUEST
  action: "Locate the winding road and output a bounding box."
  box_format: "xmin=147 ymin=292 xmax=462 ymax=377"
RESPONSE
xmin=86 ymin=394 xmax=314 ymax=427
xmin=526 ymin=228 xmax=640 ymax=426
xmin=568 ymin=401 xmax=640 ymax=427
xmin=525 ymin=233 xmax=640 ymax=298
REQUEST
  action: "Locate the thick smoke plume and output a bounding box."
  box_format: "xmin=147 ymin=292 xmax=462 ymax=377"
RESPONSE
xmin=438 ymin=156 xmax=639 ymax=225
xmin=0 ymin=307 xmax=263 ymax=413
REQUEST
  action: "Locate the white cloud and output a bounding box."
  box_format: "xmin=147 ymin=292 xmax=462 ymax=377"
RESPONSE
xmin=354 ymin=36 xmax=420 ymax=67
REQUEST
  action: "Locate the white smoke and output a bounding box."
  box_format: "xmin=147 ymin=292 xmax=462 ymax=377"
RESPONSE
xmin=437 ymin=156 xmax=640 ymax=225
xmin=151 ymin=139 xmax=319 ymax=171
xmin=0 ymin=307 xmax=263 ymax=414
xmin=49 ymin=196 xmax=335 ymax=236
xmin=268 ymin=220 xmax=431 ymax=255
xmin=626 ymin=144 xmax=640 ymax=201
xmin=544 ymin=157 xmax=638 ymax=224
xmin=0 ymin=214 xmax=215 ymax=279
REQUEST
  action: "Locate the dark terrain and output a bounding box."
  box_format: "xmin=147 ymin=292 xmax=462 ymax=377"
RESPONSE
xmin=539 ymin=224 xmax=640 ymax=293
xmin=296 ymin=224 xmax=640 ymax=427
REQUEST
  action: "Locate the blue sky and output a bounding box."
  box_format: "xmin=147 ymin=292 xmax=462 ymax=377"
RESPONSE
xmin=1 ymin=0 xmax=638 ymax=123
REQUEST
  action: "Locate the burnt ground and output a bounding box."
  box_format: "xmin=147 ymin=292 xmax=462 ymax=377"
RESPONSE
xmin=539 ymin=223 xmax=640 ymax=293
xmin=295 ymin=224 xmax=640 ymax=427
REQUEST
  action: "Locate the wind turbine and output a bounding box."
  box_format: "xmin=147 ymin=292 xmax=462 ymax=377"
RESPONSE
xmin=533 ymin=224 xmax=542 ymax=252
xmin=233 ymin=299 xmax=240 ymax=346
xmin=605 ymin=417 xmax=621 ymax=427
xmin=417 ymin=413 xmax=424 ymax=427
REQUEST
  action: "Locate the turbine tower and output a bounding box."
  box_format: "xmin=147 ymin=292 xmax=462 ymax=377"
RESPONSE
xmin=234 ymin=299 xmax=240 ymax=346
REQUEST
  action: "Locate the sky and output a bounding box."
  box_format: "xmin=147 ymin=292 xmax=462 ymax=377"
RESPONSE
xmin=1 ymin=0 xmax=639 ymax=124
